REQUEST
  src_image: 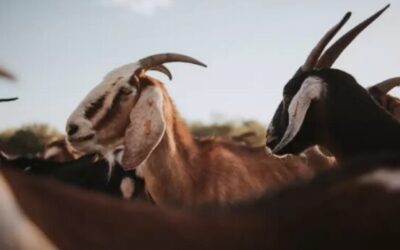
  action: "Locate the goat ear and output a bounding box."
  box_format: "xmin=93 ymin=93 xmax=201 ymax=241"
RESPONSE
xmin=273 ymin=76 xmax=326 ymax=153
xmin=121 ymin=86 xmax=166 ymax=170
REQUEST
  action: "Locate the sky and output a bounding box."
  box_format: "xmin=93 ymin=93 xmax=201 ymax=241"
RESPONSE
xmin=0 ymin=0 xmax=399 ymax=132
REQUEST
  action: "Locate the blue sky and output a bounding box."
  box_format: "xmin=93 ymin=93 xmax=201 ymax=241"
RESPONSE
xmin=0 ymin=0 xmax=399 ymax=132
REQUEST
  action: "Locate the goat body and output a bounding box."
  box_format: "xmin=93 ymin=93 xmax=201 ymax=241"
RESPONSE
xmin=66 ymin=54 xmax=330 ymax=206
xmin=0 ymin=152 xmax=400 ymax=250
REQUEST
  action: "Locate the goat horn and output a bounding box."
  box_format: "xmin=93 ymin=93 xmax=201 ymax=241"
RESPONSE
xmin=0 ymin=67 xmax=16 ymax=81
xmin=0 ymin=97 xmax=18 ymax=102
xmin=301 ymin=12 xmax=351 ymax=72
xmin=316 ymin=4 xmax=390 ymax=69
xmin=139 ymin=53 xmax=207 ymax=69
xmin=368 ymin=77 xmax=400 ymax=94
xmin=149 ymin=65 xmax=173 ymax=80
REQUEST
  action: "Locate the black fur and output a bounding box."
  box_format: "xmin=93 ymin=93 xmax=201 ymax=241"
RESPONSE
xmin=0 ymin=153 xmax=145 ymax=199
xmin=267 ymin=69 xmax=400 ymax=161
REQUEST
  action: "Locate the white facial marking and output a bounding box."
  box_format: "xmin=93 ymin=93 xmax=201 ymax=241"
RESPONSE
xmin=273 ymin=76 xmax=326 ymax=153
xmin=120 ymin=177 xmax=135 ymax=199
xmin=359 ymin=168 xmax=400 ymax=191
xmin=288 ymin=76 xmax=326 ymax=118
xmin=0 ymin=173 xmax=58 ymax=249
xmin=66 ymin=62 xmax=141 ymax=156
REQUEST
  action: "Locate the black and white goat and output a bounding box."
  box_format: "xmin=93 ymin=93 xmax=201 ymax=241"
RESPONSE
xmin=266 ymin=5 xmax=400 ymax=162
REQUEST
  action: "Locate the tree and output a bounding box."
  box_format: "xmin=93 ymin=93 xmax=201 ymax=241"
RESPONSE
xmin=0 ymin=124 xmax=61 ymax=156
xmin=188 ymin=120 xmax=266 ymax=146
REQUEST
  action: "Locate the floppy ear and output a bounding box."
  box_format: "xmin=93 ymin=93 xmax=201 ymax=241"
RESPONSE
xmin=121 ymin=86 xmax=166 ymax=170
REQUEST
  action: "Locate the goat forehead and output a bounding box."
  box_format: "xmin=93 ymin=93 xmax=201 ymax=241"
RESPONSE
xmin=72 ymin=62 xmax=141 ymax=113
xmin=359 ymin=168 xmax=400 ymax=191
xmin=103 ymin=62 xmax=140 ymax=82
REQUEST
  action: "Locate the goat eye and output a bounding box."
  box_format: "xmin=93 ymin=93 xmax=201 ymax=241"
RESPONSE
xmin=120 ymin=87 xmax=133 ymax=95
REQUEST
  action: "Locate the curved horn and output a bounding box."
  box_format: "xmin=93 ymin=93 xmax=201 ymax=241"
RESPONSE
xmin=0 ymin=67 xmax=16 ymax=81
xmin=139 ymin=53 xmax=207 ymax=69
xmin=301 ymin=12 xmax=351 ymax=72
xmin=149 ymin=65 xmax=173 ymax=80
xmin=0 ymin=97 xmax=18 ymax=102
xmin=316 ymin=4 xmax=390 ymax=69
xmin=368 ymin=77 xmax=400 ymax=94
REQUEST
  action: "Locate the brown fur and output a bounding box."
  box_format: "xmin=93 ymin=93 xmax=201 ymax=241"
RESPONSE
xmin=2 ymin=153 xmax=400 ymax=250
xmin=1 ymin=168 xmax=268 ymax=250
xmin=136 ymin=77 xmax=327 ymax=206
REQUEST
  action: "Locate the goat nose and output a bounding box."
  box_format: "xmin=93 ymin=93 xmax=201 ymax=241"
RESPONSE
xmin=67 ymin=124 xmax=79 ymax=136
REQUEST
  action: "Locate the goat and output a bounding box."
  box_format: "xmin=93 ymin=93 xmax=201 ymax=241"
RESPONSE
xmin=0 ymin=152 xmax=146 ymax=200
xmin=65 ymin=53 xmax=327 ymax=206
xmin=42 ymin=137 xmax=77 ymax=162
xmin=0 ymin=65 xmax=18 ymax=102
xmin=266 ymin=5 xmax=400 ymax=162
xmin=368 ymin=77 xmax=400 ymax=121
xmin=0 ymin=151 xmax=400 ymax=249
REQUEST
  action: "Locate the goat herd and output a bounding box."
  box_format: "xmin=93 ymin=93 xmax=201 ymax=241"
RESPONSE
xmin=0 ymin=4 xmax=399 ymax=250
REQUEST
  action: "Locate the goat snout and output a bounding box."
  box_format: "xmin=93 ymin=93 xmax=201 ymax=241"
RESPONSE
xmin=67 ymin=124 xmax=79 ymax=136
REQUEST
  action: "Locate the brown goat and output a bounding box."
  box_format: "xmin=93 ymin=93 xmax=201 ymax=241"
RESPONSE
xmin=66 ymin=54 xmax=326 ymax=207
xmin=1 ymin=152 xmax=400 ymax=250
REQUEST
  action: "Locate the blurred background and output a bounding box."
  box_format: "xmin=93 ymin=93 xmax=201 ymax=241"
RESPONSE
xmin=0 ymin=0 xmax=398 ymax=155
